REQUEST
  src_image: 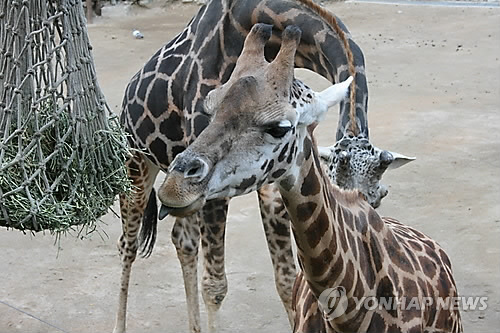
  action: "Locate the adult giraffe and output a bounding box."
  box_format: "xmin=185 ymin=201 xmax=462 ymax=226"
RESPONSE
xmin=115 ymin=1 xmax=412 ymax=332
xmin=160 ymin=23 xmax=462 ymax=333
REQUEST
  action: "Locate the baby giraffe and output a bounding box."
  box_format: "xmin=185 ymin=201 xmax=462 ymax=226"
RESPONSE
xmin=158 ymin=24 xmax=462 ymax=332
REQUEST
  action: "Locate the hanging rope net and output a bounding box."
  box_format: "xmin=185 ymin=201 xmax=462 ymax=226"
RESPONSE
xmin=0 ymin=0 xmax=130 ymax=234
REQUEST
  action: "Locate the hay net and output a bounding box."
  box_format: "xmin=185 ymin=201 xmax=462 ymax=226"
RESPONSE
xmin=0 ymin=0 xmax=130 ymax=233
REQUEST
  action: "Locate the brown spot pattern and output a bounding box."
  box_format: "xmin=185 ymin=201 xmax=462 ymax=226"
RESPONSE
xmin=296 ymin=201 xmax=318 ymax=221
xmin=305 ymin=207 xmax=330 ymax=248
xmin=309 ymin=248 xmax=333 ymax=277
xmin=419 ymin=255 xmax=437 ymax=279
xmin=301 ymin=166 xmax=321 ymax=196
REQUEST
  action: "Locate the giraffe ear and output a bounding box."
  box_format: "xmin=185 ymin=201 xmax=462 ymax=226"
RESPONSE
xmin=318 ymin=76 xmax=353 ymax=109
xmin=204 ymin=86 xmax=227 ymax=115
xmin=297 ymin=76 xmax=353 ymax=126
xmin=317 ymin=146 xmax=333 ymax=161
xmin=204 ymin=90 xmax=217 ymax=114
xmin=386 ymin=151 xmax=416 ymax=170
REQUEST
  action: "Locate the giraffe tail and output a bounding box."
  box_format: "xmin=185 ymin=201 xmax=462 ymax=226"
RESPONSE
xmin=139 ymin=188 xmax=158 ymax=258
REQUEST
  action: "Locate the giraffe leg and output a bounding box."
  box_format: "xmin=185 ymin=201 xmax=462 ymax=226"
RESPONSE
xmin=113 ymin=153 xmax=159 ymax=333
xmin=171 ymin=214 xmax=202 ymax=333
xmin=199 ymin=199 xmax=229 ymax=333
xmin=257 ymin=184 xmax=297 ymax=328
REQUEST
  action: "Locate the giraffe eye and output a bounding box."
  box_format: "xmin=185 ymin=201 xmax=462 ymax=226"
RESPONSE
xmin=265 ymin=125 xmax=292 ymax=138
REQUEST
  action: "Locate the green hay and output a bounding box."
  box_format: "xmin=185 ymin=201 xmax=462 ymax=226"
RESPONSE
xmin=0 ymin=101 xmax=131 ymax=234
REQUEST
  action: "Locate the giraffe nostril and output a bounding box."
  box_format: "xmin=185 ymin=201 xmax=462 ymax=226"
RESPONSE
xmin=186 ymin=165 xmax=200 ymax=177
xmin=183 ymin=158 xmax=209 ymax=181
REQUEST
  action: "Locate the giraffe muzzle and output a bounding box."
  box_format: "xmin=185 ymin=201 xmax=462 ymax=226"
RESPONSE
xmin=158 ymin=196 xmax=206 ymax=218
xmin=157 ymin=169 xmax=208 ymax=217
xmin=158 ymin=153 xmax=212 ymax=217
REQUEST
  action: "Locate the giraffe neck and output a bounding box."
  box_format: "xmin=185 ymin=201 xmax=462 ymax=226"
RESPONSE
xmin=279 ymin=132 xmax=463 ymax=331
xmin=292 ymin=0 xmax=368 ymax=140
xmin=122 ymin=0 xmax=370 ymax=168
xmin=278 ymin=129 xmax=380 ymax=299
xmin=225 ymin=0 xmax=371 ymax=142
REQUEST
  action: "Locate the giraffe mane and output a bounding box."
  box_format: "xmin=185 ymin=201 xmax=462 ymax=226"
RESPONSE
xmin=295 ymin=0 xmax=358 ymax=135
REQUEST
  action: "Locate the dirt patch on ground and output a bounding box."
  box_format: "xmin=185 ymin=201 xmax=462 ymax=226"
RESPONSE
xmin=1 ymin=1 xmax=499 ymax=332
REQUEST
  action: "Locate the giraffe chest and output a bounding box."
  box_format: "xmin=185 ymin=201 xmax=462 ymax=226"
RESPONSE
xmin=119 ymin=49 xmax=236 ymax=169
xmin=118 ymin=4 xmax=256 ymax=169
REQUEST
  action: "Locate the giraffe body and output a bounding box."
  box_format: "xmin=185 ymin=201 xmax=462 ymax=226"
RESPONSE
xmin=291 ymin=215 xmax=462 ymax=333
xmin=116 ymin=1 xmax=412 ymax=332
xmin=160 ymin=24 xmax=462 ymax=332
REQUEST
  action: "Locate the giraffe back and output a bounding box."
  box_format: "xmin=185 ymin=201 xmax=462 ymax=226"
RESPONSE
xmin=120 ymin=0 xmax=368 ymax=171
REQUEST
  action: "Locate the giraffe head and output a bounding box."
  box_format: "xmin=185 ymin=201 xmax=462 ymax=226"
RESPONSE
xmin=158 ymin=24 xmax=351 ymax=217
xmin=318 ymin=135 xmax=414 ymax=208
